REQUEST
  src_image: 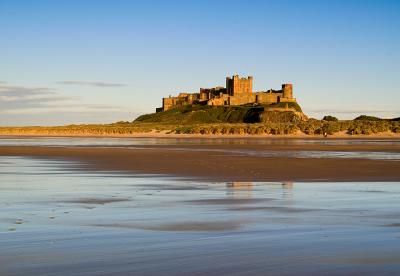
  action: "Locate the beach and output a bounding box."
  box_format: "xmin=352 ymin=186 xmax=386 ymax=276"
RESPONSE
xmin=1 ymin=137 xmax=400 ymax=275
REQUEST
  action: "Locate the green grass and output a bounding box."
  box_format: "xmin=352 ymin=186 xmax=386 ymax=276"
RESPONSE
xmin=322 ymin=115 xmax=339 ymax=122
xmin=266 ymin=102 xmax=303 ymax=112
xmin=354 ymin=115 xmax=382 ymax=121
xmin=134 ymin=104 xmax=303 ymax=124
xmin=353 ymin=115 xmax=400 ymax=122
xmin=1 ymin=119 xmax=399 ymax=136
xmin=134 ymin=105 xmax=264 ymax=124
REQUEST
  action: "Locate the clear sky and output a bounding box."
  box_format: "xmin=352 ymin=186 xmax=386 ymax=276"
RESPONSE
xmin=0 ymin=0 xmax=399 ymax=126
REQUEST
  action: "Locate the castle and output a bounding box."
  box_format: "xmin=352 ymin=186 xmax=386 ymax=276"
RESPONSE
xmin=156 ymin=75 xmax=296 ymax=112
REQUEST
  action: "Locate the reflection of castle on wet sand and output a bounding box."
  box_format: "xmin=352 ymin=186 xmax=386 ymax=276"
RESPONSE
xmin=226 ymin=182 xmax=293 ymax=199
xmin=226 ymin=182 xmax=253 ymax=198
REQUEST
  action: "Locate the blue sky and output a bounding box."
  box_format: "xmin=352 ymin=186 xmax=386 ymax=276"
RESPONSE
xmin=0 ymin=0 xmax=399 ymax=125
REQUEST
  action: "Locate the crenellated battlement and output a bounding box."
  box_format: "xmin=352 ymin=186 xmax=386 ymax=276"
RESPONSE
xmin=226 ymin=75 xmax=253 ymax=96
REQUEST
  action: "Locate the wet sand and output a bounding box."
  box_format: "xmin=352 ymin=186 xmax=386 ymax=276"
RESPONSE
xmin=92 ymin=220 xmax=245 ymax=232
xmin=63 ymin=197 xmax=131 ymax=205
xmin=1 ymin=142 xmax=400 ymax=181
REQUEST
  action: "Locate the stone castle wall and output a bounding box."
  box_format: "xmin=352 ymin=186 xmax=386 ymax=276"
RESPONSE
xmin=158 ymin=75 xmax=296 ymax=112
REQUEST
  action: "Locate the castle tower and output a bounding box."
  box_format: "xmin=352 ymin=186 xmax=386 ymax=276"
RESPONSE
xmin=282 ymin=84 xmax=293 ymax=99
xmin=226 ymin=75 xmax=253 ymax=96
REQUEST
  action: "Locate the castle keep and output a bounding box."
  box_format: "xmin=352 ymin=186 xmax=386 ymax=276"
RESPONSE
xmin=157 ymin=75 xmax=296 ymax=112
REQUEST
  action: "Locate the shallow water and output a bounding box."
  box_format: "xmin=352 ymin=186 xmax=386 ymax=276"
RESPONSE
xmin=1 ymin=136 xmax=400 ymax=147
xmin=158 ymin=147 xmax=400 ymax=160
xmin=2 ymin=137 xmax=400 ymax=161
xmin=1 ymin=156 xmax=400 ymax=275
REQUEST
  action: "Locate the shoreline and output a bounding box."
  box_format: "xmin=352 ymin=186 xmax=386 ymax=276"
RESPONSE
xmin=1 ymin=144 xmax=399 ymax=182
xmin=1 ymin=132 xmax=400 ymax=139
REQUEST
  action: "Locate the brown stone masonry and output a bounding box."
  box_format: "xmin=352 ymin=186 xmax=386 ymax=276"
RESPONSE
xmin=157 ymin=75 xmax=296 ymax=112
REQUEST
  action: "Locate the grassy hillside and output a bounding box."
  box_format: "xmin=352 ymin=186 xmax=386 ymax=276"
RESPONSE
xmin=266 ymin=102 xmax=303 ymax=112
xmin=135 ymin=105 xmax=257 ymax=124
xmin=134 ymin=103 xmax=304 ymax=124
xmin=354 ymin=115 xmax=400 ymax=122
xmin=1 ymin=118 xmax=399 ymax=136
xmin=1 ymin=106 xmax=399 ymax=137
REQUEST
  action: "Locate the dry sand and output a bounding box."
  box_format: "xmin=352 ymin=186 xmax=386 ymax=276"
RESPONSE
xmin=1 ymin=142 xmax=399 ymax=182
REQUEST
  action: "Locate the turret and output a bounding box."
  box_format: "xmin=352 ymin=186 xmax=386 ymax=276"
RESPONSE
xmin=282 ymin=84 xmax=293 ymax=99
